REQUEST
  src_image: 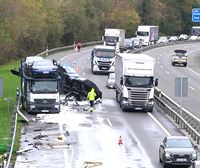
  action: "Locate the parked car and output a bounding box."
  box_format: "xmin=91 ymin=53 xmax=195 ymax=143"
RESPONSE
xmin=169 ymin=36 xmax=178 ymax=42
xmin=131 ymin=37 xmax=142 ymax=48
xmin=106 ymin=72 xmax=115 ymax=89
xmin=178 ymin=34 xmax=189 ymax=40
xmin=159 ymin=136 xmax=197 ymax=168
xmin=61 ymin=65 xmax=80 ymax=79
xmin=190 ymin=160 xmax=200 ymax=168
xmin=158 ymin=36 xmax=169 ymax=43
xmin=124 ymin=38 xmax=134 ymax=50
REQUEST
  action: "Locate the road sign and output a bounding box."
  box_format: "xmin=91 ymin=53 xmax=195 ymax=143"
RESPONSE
xmin=175 ymin=77 xmax=188 ymax=97
xmin=0 ymin=78 xmax=3 ymax=97
xmin=192 ymin=8 xmax=200 ymax=22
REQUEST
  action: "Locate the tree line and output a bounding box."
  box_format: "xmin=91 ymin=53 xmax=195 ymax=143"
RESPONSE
xmin=0 ymin=0 xmax=200 ymax=65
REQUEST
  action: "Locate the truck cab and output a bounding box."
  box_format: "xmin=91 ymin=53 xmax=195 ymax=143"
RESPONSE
xmin=91 ymin=45 xmax=115 ymax=74
xmin=136 ymin=25 xmax=159 ymax=46
xmin=103 ymin=28 xmax=125 ymax=53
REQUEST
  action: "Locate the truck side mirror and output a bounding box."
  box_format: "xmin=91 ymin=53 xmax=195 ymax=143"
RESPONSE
xmin=120 ymin=77 xmax=123 ymax=85
xmin=155 ymin=78 xmax=158 ymax=86
xmin=91 ymin=49 xmax=94 ymax=57
xmin=10 ymin=69 xmax=21 ymax=77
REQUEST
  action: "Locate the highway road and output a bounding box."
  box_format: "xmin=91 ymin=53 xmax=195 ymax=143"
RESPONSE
xmin=14 ymin=43 xmax=200 ymax=168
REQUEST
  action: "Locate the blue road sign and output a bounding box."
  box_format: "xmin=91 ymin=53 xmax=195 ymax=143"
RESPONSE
xmin=192 ymin=8 xmax=200 ymax=22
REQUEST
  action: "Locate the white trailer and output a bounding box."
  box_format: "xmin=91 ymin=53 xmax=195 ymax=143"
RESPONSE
xmin=115 ymin=53 xmax=158 ymax=112
xmin=136 ymin=25 xmax=159 ymax=46
xmin=103 ymin=28 xmax=125 ymax=53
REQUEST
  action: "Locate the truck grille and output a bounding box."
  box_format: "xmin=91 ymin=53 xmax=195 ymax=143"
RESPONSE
xmin=34 ymin=99 xmax=56 ymax=104
xmin=127 ymin=88 xmax=150 ymax=106
xmin=97 ymin=61 xmax=112 ymax=66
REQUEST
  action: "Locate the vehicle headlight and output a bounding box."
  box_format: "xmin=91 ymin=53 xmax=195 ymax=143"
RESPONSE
xmin=123 ymin=98 xmax=129 ymax=104
xmin=165 ymin=152 xmax=172 ymax=158
xmin=191 ymin=152 xmax=197 ymax=159
xmin=55 ymin=105 xmax=60 ymax=109
xmin=148 ymin=99 xmax=154 ymax=105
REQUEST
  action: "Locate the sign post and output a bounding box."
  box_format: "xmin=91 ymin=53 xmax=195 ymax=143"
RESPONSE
xmin=175 ymin=77 xmax=188 ymax=118
xmin=192 ymin=8 xmax=200 ymax=22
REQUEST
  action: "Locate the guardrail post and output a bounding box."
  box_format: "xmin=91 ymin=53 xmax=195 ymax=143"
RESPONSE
xmin=46 ymin=46 xmax=48 ymax=56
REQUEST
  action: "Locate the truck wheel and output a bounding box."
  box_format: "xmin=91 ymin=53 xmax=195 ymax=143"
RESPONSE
xmin=172 ymin=62 xmax=175 ymax=66
xmin=115 ymin=91 xmax=119 ymax=102
xmin=148 ymin=107 xmax=153 ymax=113
xmin=184 ymin=63 xmax=187 ymax=67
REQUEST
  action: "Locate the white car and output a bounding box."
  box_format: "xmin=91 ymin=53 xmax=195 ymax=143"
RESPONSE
xmin=106 ymin=72 xmax=115 ymax=89
xmin=169 ymin=36 xmax=178 ymax=42
xmin=178 ymin=34 xmax=188 ymax=40
xmin=158 ymin=36 xmax=168 ymax=43
xmin=131 ymin=37 xmax=142 ymax=48
xmin=189 ymin=35 xmax=199 ymax=40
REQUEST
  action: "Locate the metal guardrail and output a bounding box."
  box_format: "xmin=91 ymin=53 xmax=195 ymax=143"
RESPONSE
xmin=37 ymin=41 xmax=102 ymax=57
xmin=2 ymin=89 xmax=20 ymax=168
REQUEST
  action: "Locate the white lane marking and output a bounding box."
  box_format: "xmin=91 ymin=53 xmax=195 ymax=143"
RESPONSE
xmin=59 ymin=49 xmax=91 ymax=61
xmin=166 ymin=71 xmax=170 ymax=74
xmin=58 ymin=122 xmax=68 ymax=168
xmin=148 ymin=113 xmax=171 ymax=136
xmin=160 ymin=66 xmax=163 ymax=69
xmin=83 ymin=72 xmax=86 ymax=76
xmin=158 ymin=57 xmax=160 ymax=60
xmin=189 ymin=86 xmax=195 ymax=90
xmin=157 ymin=61 xmax=159 ymax=64
xmin=106 ymin=118 xmax=112 ymax=127
xmin=84 ymin=61 xmax=87 ymax=64
xmin=188 ymin=67 xmax=200 ymax=77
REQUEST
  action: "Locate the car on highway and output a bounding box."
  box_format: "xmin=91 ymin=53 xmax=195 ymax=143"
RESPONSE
xmin=62 ymin=65 xmax=80 ymax=79
xmin=169 ymin=36 xmax=178 ymax=42
xmin=131 ymin=37 xmax=142 ymax=48
xmin=190 ymin=160 xmax=200 ymax=168
xmin=124 ymin=38 xmax=134 ymax=50
xmin=106 ymin=72 xmax=115 ymax=89
xmin=159 ymin=136 xmax=198 ymax=168
xmin=178 ymin=34 xmax=189 ymax=40
xmin=172 ymin=49 xmax=187 ymax=67
xmin=157 ymin=36 xmax=169 ymax=43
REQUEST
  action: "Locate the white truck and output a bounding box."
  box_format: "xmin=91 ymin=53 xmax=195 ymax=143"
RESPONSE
xmin=103 ymin=28 xmax=125 ymax=53
xmin=115 ymin=53 xmax=158 ymax=112
xmin=11 ymin=56 xmax=61 ymax=113
xmin=136 ymin=25 xmax=159 ymax=46
xmin=91 ymin=45 xmax=116 ymax=74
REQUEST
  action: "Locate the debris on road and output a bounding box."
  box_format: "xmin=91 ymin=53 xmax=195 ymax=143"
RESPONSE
xmin=82 ymin=161 xmax=103 ymax=168
xmin=17 ymin=147 xmax=33 ymax=154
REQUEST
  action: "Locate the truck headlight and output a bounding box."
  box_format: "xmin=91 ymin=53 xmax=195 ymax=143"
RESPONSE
xmin=148 ymin=99 xmax=154 ymax=105
xmin=165 ymin=152 xmax=172 ymax=158
xmin=30 ymin=105 xmax=35 ymax=109
xmin=123 ymin=98 xmax=129 ymax=104
xmin=55 ymin=105 xmax=60 ymax=109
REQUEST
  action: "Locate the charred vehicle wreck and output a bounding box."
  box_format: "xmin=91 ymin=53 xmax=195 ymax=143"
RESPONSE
xmin=58 ymin=65 xmax=102 ymax=101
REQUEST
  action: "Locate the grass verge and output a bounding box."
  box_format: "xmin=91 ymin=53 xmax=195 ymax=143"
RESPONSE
xmin=0 ymin=60 xmax=21 ymax=162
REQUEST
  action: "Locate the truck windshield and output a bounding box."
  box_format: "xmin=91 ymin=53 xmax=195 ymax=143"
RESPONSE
xmin=30 ymin=80 xmax=58 ymax=93
xmin=137 ymin=31 xmax=149 ymax=36
xmin=95 ymin=50 xmax=115 ymax=58
xmin=125 ymin=76 xmax=153 ymax=88
xmin=104 ymin=36 xmax=118 ymax=43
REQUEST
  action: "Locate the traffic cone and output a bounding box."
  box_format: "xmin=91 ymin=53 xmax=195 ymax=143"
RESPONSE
xmin=118 ymin=136 xmax=123 ymax=145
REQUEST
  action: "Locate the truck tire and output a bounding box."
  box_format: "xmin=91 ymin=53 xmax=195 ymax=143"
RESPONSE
xmin=184 ymin=63 xmax=187 ymax=67
xmin=116 ymin=90 xmax=119 ymax=102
